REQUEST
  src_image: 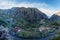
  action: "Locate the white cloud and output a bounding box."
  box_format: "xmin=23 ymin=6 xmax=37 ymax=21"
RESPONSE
xmin=0 ymin=1 xmax=59 ymax=17
xmin=0 ymin=1 xmax=15 ymax=9
xmin=39 ymin=8 xmax=58 ymax=17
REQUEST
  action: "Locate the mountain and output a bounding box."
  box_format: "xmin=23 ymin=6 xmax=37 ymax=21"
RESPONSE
xmin=0 ymin=7 xmax=48 ymax=28
xmin=50 ymin=12 xmax=60 ymax=21
xmin=11 ymin=7 xmax=48 ymax=21
xmin=50 ymin=12 xmax=60 ymax=26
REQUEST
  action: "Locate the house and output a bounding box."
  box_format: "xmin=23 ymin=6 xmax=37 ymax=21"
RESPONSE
xmin=39 ymin=26 xmax=51 ymax=32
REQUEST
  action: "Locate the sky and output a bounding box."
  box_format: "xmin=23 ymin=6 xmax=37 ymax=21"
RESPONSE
xmin=0 ymin=0 xmax=60 ymax=17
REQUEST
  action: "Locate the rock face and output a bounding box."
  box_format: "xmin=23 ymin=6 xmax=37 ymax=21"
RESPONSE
xmin=7 ymin=7 xmax=48 ymax=20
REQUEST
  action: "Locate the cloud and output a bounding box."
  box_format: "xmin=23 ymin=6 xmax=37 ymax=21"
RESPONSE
xmin=0 ymin=0 xmax=59 ymax=17
xmin=0 ymin=0 xmax=15 ymax=9
xmin=0 ymin=1 xmax=48 ymax=9
xmin=39 ymin=8 xmax=58 ymax=17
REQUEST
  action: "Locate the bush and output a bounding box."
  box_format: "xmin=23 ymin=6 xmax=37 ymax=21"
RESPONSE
xmin=0 ymin=18 xmax=9 ymax=27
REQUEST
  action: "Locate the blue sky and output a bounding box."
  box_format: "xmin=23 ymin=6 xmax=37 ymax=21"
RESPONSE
xmin=0 ymin=0 xmax=60 ymax=17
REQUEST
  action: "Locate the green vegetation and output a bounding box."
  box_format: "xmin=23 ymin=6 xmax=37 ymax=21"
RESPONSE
xmin=50 ymin=30 xmax=60 ymax=40
xmin=0 ymin=18 xmax=9 ymax=27
xmin=17 ymin=31 xmax=40 ymax=38
xmin=51 ymin=20 xmax=60 ymax=26
xmin=0 ymin=12 xmax=9 ymax=27
xmin=14 ymin=18 xmax=41 ymax=29
xmin=50 ymin=36 xmax=60 ymax=40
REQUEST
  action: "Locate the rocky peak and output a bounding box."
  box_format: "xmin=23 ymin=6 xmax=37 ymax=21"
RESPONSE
xmin=55 ymin=12 xmax=60 ymax=16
